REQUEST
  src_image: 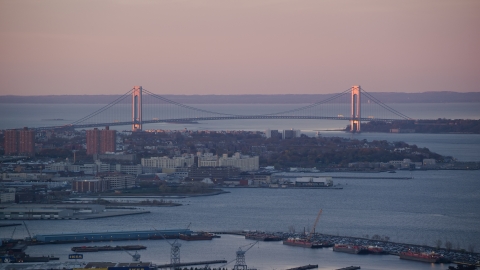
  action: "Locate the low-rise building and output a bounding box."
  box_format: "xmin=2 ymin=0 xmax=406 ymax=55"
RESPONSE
xmin=72 ymin=179 xmax=109 ymax=193
xmin=99 ymin=173 xmax=136 ymax=190
xmin=295 ymin=177 xmax=333 ymax=187
xmin=197 ymin=152 xmax=259 ymax=172
xmin=423 ymin=159 xmax=436 ymax=166
xmin=142 ymin=155 xmax=194 ymax=168
xmin=218 ymin=153 xmax=259 ymax=172
xmin=0 ymin=188 xmax=16 ymax=203
xmin=0 ymin=208 xmax=74 ymax=219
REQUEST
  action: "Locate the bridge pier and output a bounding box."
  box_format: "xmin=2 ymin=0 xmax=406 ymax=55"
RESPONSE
xmin=132 ymin=86 xmax=143 ymax=131
xmin=350 ymin=85 xmax=361 ymax=133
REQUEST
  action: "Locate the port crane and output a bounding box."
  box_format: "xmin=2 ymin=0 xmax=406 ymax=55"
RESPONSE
xmin=221 ymin=241 xmax=259 ymax=270
xmin=10 ymin=227 xmax=17 ymax=240
xmin=119 ymin=246 xmax=141 ymax=261
xmin=154 ymin=223 xmax=191 ymax=269
xmin=23 ymin=221 xmax=32 ymax=241
xmin=307 ymin=209 xmax=323 ymax=241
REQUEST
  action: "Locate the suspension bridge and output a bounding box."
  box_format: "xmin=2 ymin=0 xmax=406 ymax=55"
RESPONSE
xmin=46 ymin=85 xmax=412 ymax=132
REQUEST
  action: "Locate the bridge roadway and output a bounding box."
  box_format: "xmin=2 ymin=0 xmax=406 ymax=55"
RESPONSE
xmin=36 ymin=116 xmax=403 ymax=130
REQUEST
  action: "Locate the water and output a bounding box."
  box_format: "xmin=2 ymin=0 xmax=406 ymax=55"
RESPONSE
xmin=1 ymin=103 xmax=479 ymax=130
xmin=3 ymin=170 xmax=479 ymax=269
xmin=1 ymin=103 xmax=480 ymax=161
xmin=1 ymin=102 xmax=480 ymax=269
xmin=23 ymin=235 xmax=454 ymax=270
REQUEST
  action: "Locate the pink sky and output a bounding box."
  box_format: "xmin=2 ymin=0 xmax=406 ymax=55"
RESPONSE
xmin=0 ymin=0 xmax=479 ymax=95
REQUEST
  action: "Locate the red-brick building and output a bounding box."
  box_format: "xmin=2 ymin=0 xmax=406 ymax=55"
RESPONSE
xmin=4 ymin=127 xmax=35 ymax=156
xmin=86 ymin=126 xmax=116 ymax=155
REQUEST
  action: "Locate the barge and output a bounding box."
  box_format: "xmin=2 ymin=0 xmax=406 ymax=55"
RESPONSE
xmin=399 ymin=251 xmax=442 ymax=263
xmin=245 ymin=233 xmax=282 ymax=241
xmin=333 ymin=244 xmax=368 ymax=254
xmin=71 ymin=245 xmax=146 ymax=252
xmin=283 ymin=238 xmax=314 ymax=248
xmin=179 ymin=232 xmax=215 ymax=241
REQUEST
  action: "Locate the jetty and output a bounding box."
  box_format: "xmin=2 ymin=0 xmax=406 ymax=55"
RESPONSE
xmin=33 ymin=229 xmax=192 ymax=243
xmin=157 ymin=260 xmax=227 ymax=268
xmin=287 ymin=264 xmax=318 ymax=270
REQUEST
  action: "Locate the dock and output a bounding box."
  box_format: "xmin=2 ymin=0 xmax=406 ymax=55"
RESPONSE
xmin=34 ymin=229 xmax=192 ymax=243
xmin=0 ymin=223 xmax=21 ymax=227
xmin=286 ymin=264 xmax=318 ymax=270
xmin=157 ymin=260 xmax=227 ymax=268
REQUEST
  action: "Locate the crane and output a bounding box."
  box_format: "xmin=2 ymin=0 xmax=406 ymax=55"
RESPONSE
xmin=221 ymin=241 xmax=259 ymax=270
xmin=23 ymin=221 xmax=32 ymax=241
xmin=154 ymin=223 xmax=191 ymax=269
xmin=10 ymin=227 xmax=17 ymax=240
xmin=121 ymin=249 xmax=141 ymax=262
xmin=307 ymin=209 xmax=323 ymax=241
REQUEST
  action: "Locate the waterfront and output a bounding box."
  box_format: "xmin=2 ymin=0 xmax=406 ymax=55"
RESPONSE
xmin=2 ymin=170 xmax=479 ymax=269
xmin=1 ymin=103 xmax=480 ymax=162
xmin=1 ymin=102 xmax=479 ymax=269
xmin=20 ymin=235 xmax=458 ymax=270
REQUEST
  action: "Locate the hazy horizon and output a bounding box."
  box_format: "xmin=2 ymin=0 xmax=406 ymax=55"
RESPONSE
xmin=1 ymin=1 xmax=479 ymax=95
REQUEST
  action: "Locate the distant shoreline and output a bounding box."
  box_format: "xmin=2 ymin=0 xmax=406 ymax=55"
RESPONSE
xmin=1 ymin=92 xmax=479 ymax=104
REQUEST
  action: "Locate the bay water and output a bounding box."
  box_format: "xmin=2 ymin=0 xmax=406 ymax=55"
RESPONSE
xmin=1 ymin=102 xmax=480 ymax=269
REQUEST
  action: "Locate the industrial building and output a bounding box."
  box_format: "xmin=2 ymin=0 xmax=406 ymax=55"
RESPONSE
xmin=33 ymin=229 xmax=192 ymax=242
xmin=141 ymin=155 xmax=195 ymax=169
xmin=0 ymin=205 xmax=105 ymax=219
xmin=0 ymin=208 xmax=74 ymax=219
xmin=295 ymin=177 xmax=333 ymax=187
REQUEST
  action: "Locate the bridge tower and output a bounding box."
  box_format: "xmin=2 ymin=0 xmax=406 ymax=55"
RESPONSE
xmin=350 ymin=85 xmax=361 ymax=132
xmin=132 ymin=86 xmax=143 ymax=131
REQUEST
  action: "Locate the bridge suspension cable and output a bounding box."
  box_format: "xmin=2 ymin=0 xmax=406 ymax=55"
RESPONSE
xmin=259 ymin=88 xmax=352 ymax=116
xmin=361 ymin=88 xmax=412 ymax=120
xmin=61 ymin=85 xmax=415 ymax=131
xmin=143 ymin=89 xmax=242 ymax=117
xmin=70 ymin=89 xmax=133 ymax=125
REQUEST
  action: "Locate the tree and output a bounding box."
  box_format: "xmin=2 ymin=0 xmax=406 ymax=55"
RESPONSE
xmin=435 ymin=239 xmax=442 ymax=249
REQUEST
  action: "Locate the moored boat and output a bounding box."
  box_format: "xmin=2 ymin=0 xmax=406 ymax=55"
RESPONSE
xmin=179 ymin=232 xmax=215 ymax=241
xmin=399 ymin=251 xmax=442 ymax=263
xmin=367 ymin=245 xmax=386 ymax=254
xmin=245 ymin=233 xmax=282 ymax=241
xmin=282 ymin=237 xmax=313 ymax=248
xmin=311 ymin=241 xmax=334 ymax=248
xmin=333 ymin=244 xmax=368 ymax=254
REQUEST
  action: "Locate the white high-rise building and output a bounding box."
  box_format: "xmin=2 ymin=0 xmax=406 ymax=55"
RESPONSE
xmin=197 ymin=152 xmax=259 ymax=172
xmin=141 ymin=155 xmax=195 ymax=169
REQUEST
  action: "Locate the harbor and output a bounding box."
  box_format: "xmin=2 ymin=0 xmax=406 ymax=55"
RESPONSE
xmin=2 ymin=229 xmax=479 ymax=269
xmin=1 ymin=170 xmax=479 ymax=270
xmin=2 ymin=233 xmax=478 ymax=270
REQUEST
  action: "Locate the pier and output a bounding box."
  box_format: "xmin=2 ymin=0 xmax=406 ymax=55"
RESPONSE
xmin=33 ymin=229 xmax=192 ymax=243
xmin=157 ymin=260 xmax=228 ymax=268
xmin=286 ymin=264 xmax=318 ymax=270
